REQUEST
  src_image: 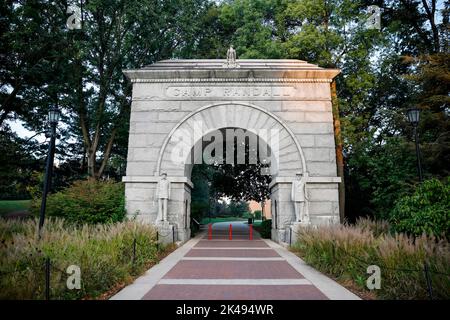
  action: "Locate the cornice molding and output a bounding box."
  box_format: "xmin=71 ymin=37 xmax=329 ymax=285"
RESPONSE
xmin=123 ymin=64 xmax=341 ymax=84
xmin=129 ymin=78 xmax=333 ymax=83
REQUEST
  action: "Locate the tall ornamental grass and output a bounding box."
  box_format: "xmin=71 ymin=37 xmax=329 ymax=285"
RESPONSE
xmin=291 ymin=218 xmax=450 ymax=299
xmin=0 ymin=218 xmax=171 ymax=299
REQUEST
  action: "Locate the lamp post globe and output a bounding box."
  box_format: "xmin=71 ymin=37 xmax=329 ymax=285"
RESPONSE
xmin=48 ymin=106 xmax=61 ymax=125
xmin=407 ymin=108 xmax=420 ymax=127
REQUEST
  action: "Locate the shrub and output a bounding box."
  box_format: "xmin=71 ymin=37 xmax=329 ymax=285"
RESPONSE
xmin=0 ymin=218 xmax=173 ymax=299
xmin=390 ymin=178 xmax=450 ymax=238
xmin=291 ymin=223 xmax=450 ymax=299
xmin=253 ymin=210 xmax=262 ymax=220
xmin=242 ymin=212 xmax=253 ymax=219
xmin=258 ymin=219 xmax=271 ymax=238
xmin=31 ymin=179 xmax=125 ymax=224
xmin=190 ymin=202 xmax=209 ymax=223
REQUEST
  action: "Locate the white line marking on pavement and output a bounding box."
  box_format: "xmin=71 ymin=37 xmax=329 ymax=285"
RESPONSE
xmin=158 ymin=279 xmax=312 ymax=285
xmin=199 ymin=239 xmax=263 ymax=242
xmin=181 ymin=257 xmax=285 ymax=261
xmin=193 ymin=247 xmax=272 ymax=250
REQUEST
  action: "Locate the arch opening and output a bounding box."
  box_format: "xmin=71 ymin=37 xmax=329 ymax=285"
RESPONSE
xmin=188 ymin=127 xmax=274 ymax=229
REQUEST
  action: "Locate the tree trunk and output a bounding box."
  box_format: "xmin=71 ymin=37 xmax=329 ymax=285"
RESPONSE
xmin=80 ymin=147 xmax=86 ymax=172
xmin=97 ymin=128 xmax=117 ymax=178
xmin=421 ymin=0 xmax=440 ymax=53
xmin=331 ymin=80 xmax=345 ymax=223
xmin=87 ymin=149 xmax=96 ymax=178
xmin=260 ymin=201 xmax=266 ymax=220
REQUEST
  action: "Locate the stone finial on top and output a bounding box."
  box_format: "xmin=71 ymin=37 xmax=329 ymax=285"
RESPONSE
xmin=224 ymin=45 xmax=240 ymax=68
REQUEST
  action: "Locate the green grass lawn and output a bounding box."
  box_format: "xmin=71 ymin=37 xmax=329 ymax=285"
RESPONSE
xmin=0 ymin=200 xmax=31 ymax=215
xmin=199 ymin=216 xmax=265 ymax=225
xmin=200 ymin=216 xmax=247 ymax=224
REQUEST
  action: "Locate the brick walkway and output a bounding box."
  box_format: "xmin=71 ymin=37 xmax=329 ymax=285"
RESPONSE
xmin=111 ymin=222 xmax=360 ymax=300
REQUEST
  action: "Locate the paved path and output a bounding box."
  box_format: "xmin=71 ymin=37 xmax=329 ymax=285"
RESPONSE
xmin=111 ymin=221 xmax=360 ymax=300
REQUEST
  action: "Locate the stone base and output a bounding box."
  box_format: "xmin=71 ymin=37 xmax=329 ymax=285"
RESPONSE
xmin=289 ymin=221 xmax=311 ymax=244
xmin=177 ymin=228 xmax=191 ymax=242
xmin=271 ymin=228 xmax=279 ymax=242
xmin=273 ymin=223 xmax=311 ymax=245
xmin=156 ymin=220 xmax=175 ymax=244
xmin=272 ymin=228 xmax=288 ymax=244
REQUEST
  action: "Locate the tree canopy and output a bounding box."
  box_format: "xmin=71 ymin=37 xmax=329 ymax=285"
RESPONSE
xmin=1 ymin=0 xmax=448 ymax=223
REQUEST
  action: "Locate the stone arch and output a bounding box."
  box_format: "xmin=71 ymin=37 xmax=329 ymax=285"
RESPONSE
xmin=156 ymin=102 xmax=307 ymax=178
xmin=123 ymin=60 xmax=342 ymax=245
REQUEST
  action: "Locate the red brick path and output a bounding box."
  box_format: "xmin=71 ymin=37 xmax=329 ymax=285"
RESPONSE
xmin=142 ymin=222 xmax=329 ymax=300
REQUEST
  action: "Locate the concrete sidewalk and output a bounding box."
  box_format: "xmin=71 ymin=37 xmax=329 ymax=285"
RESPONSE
xmin=111 ymin=221 xmax=360 ymax=300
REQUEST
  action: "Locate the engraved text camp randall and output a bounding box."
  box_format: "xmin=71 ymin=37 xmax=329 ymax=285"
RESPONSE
xmin=165 ymin=86 xmax=295 ymax=98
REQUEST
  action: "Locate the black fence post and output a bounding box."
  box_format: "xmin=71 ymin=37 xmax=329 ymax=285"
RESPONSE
xmin=45 ymin=257 xmax=51 ymax=300
xmin=172 ymin=226 xmax=175 ymax=244
xmin=156 ymin=231 xmax=160 ymax=251
xmin=132 ymin=238 xmax=137 ymax=269
xmin=423 ymin=261 xmax=434 ymax=300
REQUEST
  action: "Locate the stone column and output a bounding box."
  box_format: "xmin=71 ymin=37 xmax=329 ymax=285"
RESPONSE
xmin=269 ymin=182 xmax=295 ymax=243
xmin=123 ymin=176 xmax=193 ymax=244
xmin=269 ymin=176 xmax=341 ymax=244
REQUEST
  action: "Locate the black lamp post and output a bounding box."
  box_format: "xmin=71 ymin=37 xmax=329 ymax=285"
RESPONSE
xmin=38 ymin=106 xmax=61 ymax=233
xmin=407 ymin=108 xmax=423 ymax=182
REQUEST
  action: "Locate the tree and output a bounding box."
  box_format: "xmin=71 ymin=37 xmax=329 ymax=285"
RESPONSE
xmin=228 ymin=200 xmax=249 ymax=217
xmin=191 ymin=163 xmax=215 ymax=221
xmin=0 ymin=0 xmax=69 ymax=126
xmin=1 ymin=0 xmax=212 ymax=179
xmin=0 ymin=126 xmax=44 ymax=199
xmin=65 ymin=0 xmax=212 ymax=178
xmin=343 ymin=0 xmax=450 ymax=219
xmin=210 ymin=128 xmax=271 ymax=204
xmin=403 ymin=53 xmax=450 ymax=178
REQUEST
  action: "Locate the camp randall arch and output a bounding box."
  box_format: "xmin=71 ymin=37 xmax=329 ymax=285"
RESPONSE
xmin=122 ymin=58 xmax=342 ymax=244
